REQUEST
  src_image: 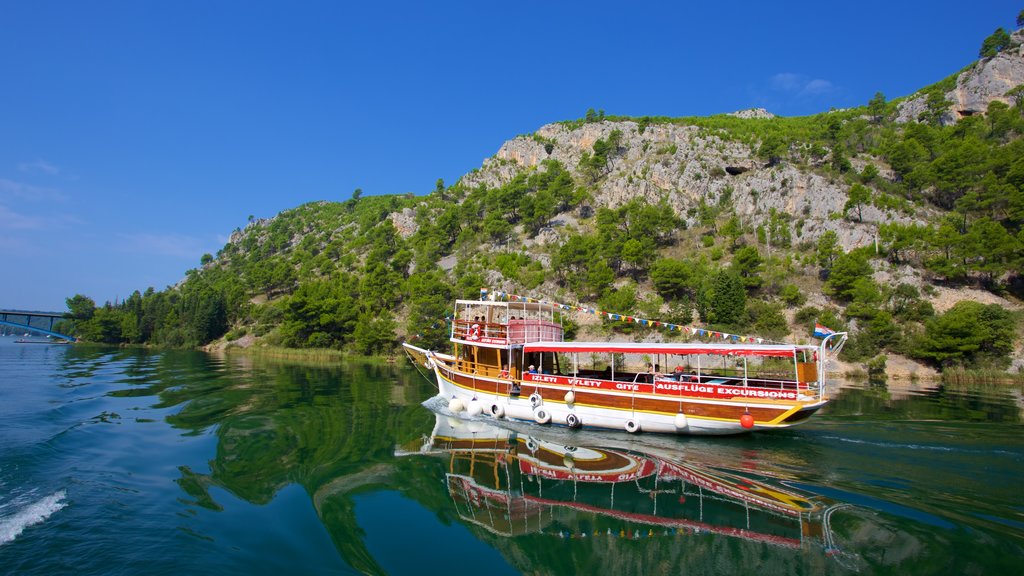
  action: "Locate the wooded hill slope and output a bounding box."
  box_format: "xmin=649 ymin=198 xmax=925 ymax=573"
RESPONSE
xmin=64 ymin=27 xmax=1024 ymax=374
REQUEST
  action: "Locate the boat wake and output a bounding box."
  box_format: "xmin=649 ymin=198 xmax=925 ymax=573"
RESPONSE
xmin=0 ymin=489 xmax=67 ymax=546
xmin=816 ymin=434 xmax=1018 ymax=456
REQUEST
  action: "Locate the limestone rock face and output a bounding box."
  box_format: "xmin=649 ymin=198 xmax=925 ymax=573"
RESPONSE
xmin=460 ymin=118 xmax=925 ymax=252
xmin=727 ymin=108 xmax=776 ymax=119
xmin=896 ymin=29 xmax=1024 ymax=124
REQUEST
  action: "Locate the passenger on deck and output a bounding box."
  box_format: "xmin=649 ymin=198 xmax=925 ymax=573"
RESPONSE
xmin=527 ymin=365 xmax=537 ymax=374
xmin=671 ymin=366 xmax=685 ymax=381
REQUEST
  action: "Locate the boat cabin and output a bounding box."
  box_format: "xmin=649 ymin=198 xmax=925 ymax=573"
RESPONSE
xmin=451 ymin=299 xmax=564 ymax=379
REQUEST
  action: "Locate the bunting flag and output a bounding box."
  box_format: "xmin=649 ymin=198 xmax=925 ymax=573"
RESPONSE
xmin=488 ymin=288 xmax=784 ymax=345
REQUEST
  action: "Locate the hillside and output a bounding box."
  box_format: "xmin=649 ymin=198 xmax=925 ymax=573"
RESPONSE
xmin=63 ymin=28 xmax=1024 ymax=377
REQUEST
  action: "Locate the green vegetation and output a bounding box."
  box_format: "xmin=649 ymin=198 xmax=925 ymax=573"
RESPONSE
xmin=62 ymin=23 xmax=1024 ymax=375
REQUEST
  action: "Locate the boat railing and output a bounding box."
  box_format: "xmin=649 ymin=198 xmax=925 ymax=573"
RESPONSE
xmin=452 ymin=319 xmax=563 ymax=345
xmin=508 ymin=319 xmax=563 ymax=344
xmin=453 ymin=320 xmax=508 ymax=342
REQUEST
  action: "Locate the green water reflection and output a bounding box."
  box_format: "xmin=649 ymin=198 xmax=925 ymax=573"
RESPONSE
xmin=87 ymin=347 xmax=1023 ymax=575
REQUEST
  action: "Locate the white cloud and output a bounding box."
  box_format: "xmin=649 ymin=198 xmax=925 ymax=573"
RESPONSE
xmin=801 ymin=79 xmax=835 ymax=96
xmin=18 ymin=160 xmax=60 ymax=175
xmin=0 ymin=204 xmax=46 ymax=230
xmin=0 ymin=178 xmax=68 ymax=203
xmin=769 ymin=73 xmax=837 ymax=98
xmin=770 ymin=73 xmax=803 ymax=92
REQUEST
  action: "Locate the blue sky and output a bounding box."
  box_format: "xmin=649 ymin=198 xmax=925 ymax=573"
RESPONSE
xmin=1 ymin=1 xmax=1020 ymax=311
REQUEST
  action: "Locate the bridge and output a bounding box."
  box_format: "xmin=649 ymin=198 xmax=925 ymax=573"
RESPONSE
xmin=0 ymin=309 xmax=77 ymax=341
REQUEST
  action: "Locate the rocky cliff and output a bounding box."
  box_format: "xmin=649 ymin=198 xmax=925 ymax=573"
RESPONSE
xmin=461 ymin=118 xmax=918 ymax=253
xmin=896 ymin=29 xmax=1024 ymax=124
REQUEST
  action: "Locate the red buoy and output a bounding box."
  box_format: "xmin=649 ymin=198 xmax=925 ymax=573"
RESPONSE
xmin=740 ymin=412 xmax=755 ymax=429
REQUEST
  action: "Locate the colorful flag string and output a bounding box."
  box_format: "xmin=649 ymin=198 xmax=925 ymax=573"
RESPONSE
xmin=486 ymin=288 xmax=783 ymax=345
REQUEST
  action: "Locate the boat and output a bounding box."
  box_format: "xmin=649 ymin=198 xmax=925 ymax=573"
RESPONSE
xmin=403 ymin=292 xmax=847 ymax=436
xmin=395 ymin=409 xmax=852 ymax=552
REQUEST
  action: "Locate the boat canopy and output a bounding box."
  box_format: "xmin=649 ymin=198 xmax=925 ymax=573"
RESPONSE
xmin=521 ymin=341 xmax=813 ymax=358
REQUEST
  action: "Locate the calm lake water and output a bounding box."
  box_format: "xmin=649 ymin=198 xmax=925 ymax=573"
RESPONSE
xmin=1 ymin=337 xmax=1022 ymax=575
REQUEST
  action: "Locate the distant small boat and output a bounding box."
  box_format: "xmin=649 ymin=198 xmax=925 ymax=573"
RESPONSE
xmin=16 ymin=339 xmax=71 ymax=345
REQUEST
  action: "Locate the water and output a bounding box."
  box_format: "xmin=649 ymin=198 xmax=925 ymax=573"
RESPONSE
xmin=1 ymin=337 xmax=1022 ymax=575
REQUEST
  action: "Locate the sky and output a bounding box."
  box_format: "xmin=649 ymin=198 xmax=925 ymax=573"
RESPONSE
xmin=1 ymin=0 xmax=1020 ymax=311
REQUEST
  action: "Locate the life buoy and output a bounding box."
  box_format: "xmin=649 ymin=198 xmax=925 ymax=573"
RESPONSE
xmin=469 ymin=324 xmax=481 ymax=340
xmin=490 ymin=403 xmax=505 ymax=418
xmin=529 ymin=393 xmax=543 ymax=408
xmin=625 ymin=419 xmax=641 ymax=434
xmin=566 ymin=413 xmax=581 ymax=428
xmin=534 ymin=407 xmax=551 ymax=424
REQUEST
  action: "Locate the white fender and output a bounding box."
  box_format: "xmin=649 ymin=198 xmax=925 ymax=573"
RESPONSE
xmin=490 ymin=403 xmax=505 ymax=418
xmin=564 ymin=390 xmax=576 ymax=404
xmin=466 ymin=398 xmax=483 ymax=417
xmin=529 ymin=393 xmax=543 ymax=408
xmin=448 ymin=397 xmax=466 ymax=413
xmin=534 ymin=407 xmax=552 ymax=424
xmin=674 ymin=412 xmax=688 ymax=429
xmin=566 ymin=412 xmax=582 ymax=429
xmin=625 ymin=419 xmax=641 ymax=434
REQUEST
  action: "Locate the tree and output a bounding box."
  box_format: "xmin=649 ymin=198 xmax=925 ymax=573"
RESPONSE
xmin=620 ymin=238 xmax=649 ymax=273
xmin=831 ymin=146 xmax=851 ymax=173
xmin=915 ymin=301 xmax=1015 ymax=368
xmin=720 ymin=214 xmax=744 ymax=249
xmin=200 ymin=253 xmax=214 ymax=265
xmin=65 ymin=294 xmax=96 ymax=321
xmin=979 ymin=27 xmax=1012 ymax=58
xmin=1018 ymin=9 xmax=1024 ymax=28
xmin=650 ymin=258 xmax=694 ymax=300
xmin=749 ymin=300 xmax=789 ymax=339
xmin=826 ymin=249 xmax=873 ymax=300
xmin=352 ymin=188 xmax=363 ymax=201
xmin=586 ymin=260 xmax=616 ymax=299
xmin=353 ymin=311 xmax=396 ymax=354
xmin=758 ymin=133 xmax=786 ymax=166
xmin=77 ymin=306 xmax=123 ymax=344
xmin=710 ymin=270 xmax=746 ymax=327
xmin=816 ymin=231 xmax=841 ymax=270
xmin=860 ymin=163 xmax=879 ymax=184
xmin=867 ymin=92 xmax=886 ymax=124
xmin=732 ymin=246 xmax=763 ymax=290
xmin=878 ymin=222 xmax=926 ymax=264
xmin=844 ymin=184 xmax=871 ymax=222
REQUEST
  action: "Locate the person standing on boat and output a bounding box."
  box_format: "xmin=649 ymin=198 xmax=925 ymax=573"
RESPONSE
xmin=671 ymin=366 xmax=685 ymax=381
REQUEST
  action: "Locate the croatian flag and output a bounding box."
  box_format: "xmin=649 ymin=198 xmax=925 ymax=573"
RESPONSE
xmin=813 ymin=323 xmax=836 ymax=338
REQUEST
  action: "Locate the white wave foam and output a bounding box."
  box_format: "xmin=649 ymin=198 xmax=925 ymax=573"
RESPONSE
xmin=0 ymin=490 xmax=67 ymax=546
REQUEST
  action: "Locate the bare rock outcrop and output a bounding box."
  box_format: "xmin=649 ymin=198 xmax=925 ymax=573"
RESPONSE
xmin=896 ymin=29 xmax=1024 ymax=124
xmin=460 ymin=119 xmax=925 ymax=251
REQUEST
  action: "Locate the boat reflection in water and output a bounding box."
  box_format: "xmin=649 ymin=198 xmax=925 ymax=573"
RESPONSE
xmin=398 ymin=408 xmax=854 ymax=560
